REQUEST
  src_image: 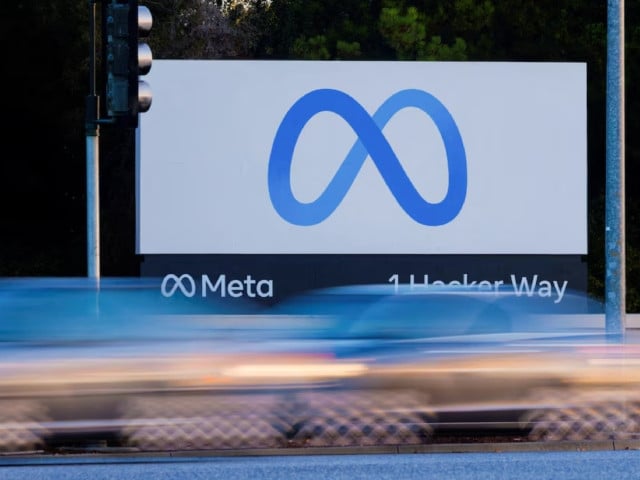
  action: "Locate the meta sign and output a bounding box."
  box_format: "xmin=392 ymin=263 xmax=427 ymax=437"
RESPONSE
xmin=137 ymin=61 xmax=586 ymax=255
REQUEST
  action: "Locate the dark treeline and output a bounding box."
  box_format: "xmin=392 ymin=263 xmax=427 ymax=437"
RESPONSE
xmin=1 ymin=0 xmax=638 ymax=309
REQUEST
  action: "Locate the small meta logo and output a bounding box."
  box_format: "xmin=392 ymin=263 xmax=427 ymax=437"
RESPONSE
xmin=161 ymin=273 xmax=273 ymax=298
xmin=268 ymin=88 xmax=467 ymax=226
xmin=161 ymin=274 xmax=197 ymax=297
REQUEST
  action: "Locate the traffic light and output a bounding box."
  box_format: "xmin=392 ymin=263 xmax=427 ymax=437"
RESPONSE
xmin=103 ymin=0 xmax=153 ymax=127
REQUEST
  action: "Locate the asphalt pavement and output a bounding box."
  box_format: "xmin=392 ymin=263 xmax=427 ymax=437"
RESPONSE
xmin=2 ymin=447 xmax=640 ymax=480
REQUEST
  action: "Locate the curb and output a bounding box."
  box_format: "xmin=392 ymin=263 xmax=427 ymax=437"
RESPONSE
xmin=167 ymin=440 xmax=640 ymax=456
xmin=3 ymin=440 xmax=640 ymax=463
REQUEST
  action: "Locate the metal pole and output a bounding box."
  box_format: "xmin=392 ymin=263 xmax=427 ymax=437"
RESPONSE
xmin=605 ymin=0 xmax=625 ymax=338
xmin=86 ymin=0 xmax=101 ymax=281
xmin=86 ymin=134 xmax=100 ymax=280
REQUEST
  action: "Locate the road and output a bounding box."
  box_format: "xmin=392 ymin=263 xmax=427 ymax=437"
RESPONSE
xmin=2 ymin=448 xmax=640 ymax=480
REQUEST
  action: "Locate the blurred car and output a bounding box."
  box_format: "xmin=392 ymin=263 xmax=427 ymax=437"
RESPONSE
xmin=0 ymin=277 xmax=366 ymax=453
xmin=261 ymin=284 xmax=640 ymax=445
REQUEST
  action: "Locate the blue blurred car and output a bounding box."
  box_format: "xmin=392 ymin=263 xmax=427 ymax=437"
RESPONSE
xmin=261 ymin=284 xmax=640 ymax=445
xmin=263 ymin=283 xmax=606 ymax=358
xmin=0 ymin=277 xmax=318 ymax=452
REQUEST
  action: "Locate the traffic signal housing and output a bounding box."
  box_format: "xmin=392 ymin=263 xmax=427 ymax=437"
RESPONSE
xmin=103 ymin=0 xmax=152 ymax=127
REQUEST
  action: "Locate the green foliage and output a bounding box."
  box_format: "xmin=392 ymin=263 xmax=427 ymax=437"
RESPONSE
xmin=422 ymin=36 xmax=467 ymax=60
xmin=378 ymin=6 xmax=427 ymax=60
xmin=377 ymin=5 xmax=468 ymax=60
xmin=336 ymin=40 xmax=362 ymax=59
xmin=262 ymin=0 xmax=390 ymax=59
xmin=291 ymin=35 xmax=331 ymax=60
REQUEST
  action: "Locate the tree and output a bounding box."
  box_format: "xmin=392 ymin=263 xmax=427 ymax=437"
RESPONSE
xmin=147 ymin=0 xmax=261 ymax=58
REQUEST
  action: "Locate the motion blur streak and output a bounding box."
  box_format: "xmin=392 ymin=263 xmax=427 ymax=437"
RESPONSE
xmin=2 ymin=278 xmax=640 ymax=452
xmin=221 ymin=363 xmax=367 ymax=378
xmin=589 ymin=359 xmax=640 ymax=365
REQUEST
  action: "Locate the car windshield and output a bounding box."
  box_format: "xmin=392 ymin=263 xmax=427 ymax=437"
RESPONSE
xmin=265 ymin=284 xmax=605 ymax=341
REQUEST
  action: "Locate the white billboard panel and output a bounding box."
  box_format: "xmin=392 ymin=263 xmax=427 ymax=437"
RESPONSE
xmin=137 ymin=60 xmax=587 ymax=254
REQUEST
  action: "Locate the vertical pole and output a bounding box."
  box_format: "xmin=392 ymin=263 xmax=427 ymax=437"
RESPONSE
xmin=86 ymin=0 xmax=101 ymax=281
xmin=86 ymin=133 xmax=100 ymax=280
xmin=605 ymin=0 xmax=625 ymax=338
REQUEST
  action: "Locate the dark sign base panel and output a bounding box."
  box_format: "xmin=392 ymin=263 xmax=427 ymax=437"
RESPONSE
xmin=140 ymin=254 xmax=587 ymax=306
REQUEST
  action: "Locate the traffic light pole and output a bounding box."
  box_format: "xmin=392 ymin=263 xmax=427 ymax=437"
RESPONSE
xmin=86 ymin=0 xmax=153 ymax=280
xmin=86 ymin=0 xmax=101 ymax=281
xmin=86 ymin=121 xmax=100 ymax=281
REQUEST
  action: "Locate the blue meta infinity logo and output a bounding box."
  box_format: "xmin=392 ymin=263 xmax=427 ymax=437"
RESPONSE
xmin=267 ymin=89 xmax=467 ymax=226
